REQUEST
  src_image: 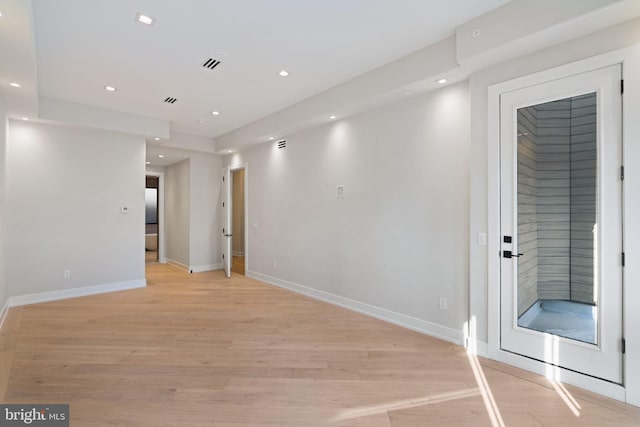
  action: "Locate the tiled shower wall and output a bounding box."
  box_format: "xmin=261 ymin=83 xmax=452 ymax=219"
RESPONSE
xmin=517 ymin=106 xmax=540 ymax=316
xmin=535 ymin=99 xmax=572 ymax=301
xmin=517 ymin=93 xmax=597 ymax=315
xmin=569 ymin=93 xmax=597 ymax=304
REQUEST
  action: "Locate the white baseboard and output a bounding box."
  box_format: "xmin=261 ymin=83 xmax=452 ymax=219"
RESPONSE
xmin=469 ymin=340 xmax=489 ymax=358
xmin=167 ymin=258 xmax=189 ymax=272
xmin=494 ymin=349 xmax=626 ymax=402
xmin=8 ymin=279 xmax=147 ymax=308
xmin=232 ymin=250 xmax=245 ymax=257
xmin=246 ymin=270 xmax=464 ymax=345
xmin=190 ymin=263 xmax=222 ymax=273
xmin=166 ymin=259 xmax=221 ymax=274
xmin=0 ymin=297 xmax=10 ymax=332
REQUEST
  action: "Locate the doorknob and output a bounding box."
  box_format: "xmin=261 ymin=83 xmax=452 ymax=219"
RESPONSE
xmin=224 ymin=234 xmax=233 ymax=237
xmin=503 ymin=250 xmax=523 ymax=258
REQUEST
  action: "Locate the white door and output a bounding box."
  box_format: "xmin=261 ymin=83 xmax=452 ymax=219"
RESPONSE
xmin=221 ymin=166 xmax=232 ymax=278
xmin=500 ymin=65 xmax=623 ymax=383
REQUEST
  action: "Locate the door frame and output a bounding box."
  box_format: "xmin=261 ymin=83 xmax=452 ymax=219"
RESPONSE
xmin=486 ymin=45 xmax=640 ymax=404
xmin=499 ymin=65 xmax=623 ymax=384
xmin=228 ymin=162 xmax=249 ymax=275
xmin=222 ymin=166 xmax=232 ymax=277
xmin=145 ymin=171 xmax=166 ymax=264
xmin=230 ymin=164 xmax=248 ymax=275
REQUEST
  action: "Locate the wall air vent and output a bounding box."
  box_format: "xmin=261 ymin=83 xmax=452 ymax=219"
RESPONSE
xmin=164 ymin=97 xmax=178 ymax=104
xmin=202 ymin=58 xmax=222 ymax=70
xmin=277 ymin=140 xmax=287 ymax=149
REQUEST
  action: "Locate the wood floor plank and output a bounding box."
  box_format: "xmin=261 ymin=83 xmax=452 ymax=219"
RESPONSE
xmin=0 ymin=306 xmax=24 ymax=402
xmin=0 ymin=264 xmax=638 ymax=426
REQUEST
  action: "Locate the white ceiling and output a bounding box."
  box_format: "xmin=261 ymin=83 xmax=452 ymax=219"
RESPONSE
xmin=28 ymin=0 xmax=510 ymax=139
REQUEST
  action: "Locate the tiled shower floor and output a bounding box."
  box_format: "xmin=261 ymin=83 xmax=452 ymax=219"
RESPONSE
xmin=518 ymin=299 xmax=597 ymax=344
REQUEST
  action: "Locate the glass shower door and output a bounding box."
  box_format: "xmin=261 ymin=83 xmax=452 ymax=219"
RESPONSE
xmin=499 ymin=64 xmax=623 ymax=384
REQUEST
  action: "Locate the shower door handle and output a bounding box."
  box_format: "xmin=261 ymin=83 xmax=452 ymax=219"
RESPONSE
xmin=503 ymin=250 xmax=523 ymax=258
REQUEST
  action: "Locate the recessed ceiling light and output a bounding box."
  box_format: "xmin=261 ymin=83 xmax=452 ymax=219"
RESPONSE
xmin=157 ymin=154 xmax=165 ymax=158
xmin=437 ymin=78 xmax=448 ymax=84
xmin=105 ymin=85 xmax=117 ymax=92
xmin=198 ymin=119 xmax=207 ymax=124
xmin=329 ymin=115 xmax=337 ymax=120
xmin=278 ymin=70 xmax=290 ymax=77
xmin=154 ymin=137 xmax=160 ymax=141
xmin=268 ymin=137 xmax=275 ymax=141
xmin=227 ymin=150 xmax=234 ymax=153
xmin=0 ymin=11 xmax=4 ymax=18
xmin=135 ymin=13 xmax=155 ymax=25
xmin=211 ymin=111 xmax=220 ymax=116
xmin=9 ymin=82 xmax=21 ymax=88
xmin=146 ymin=161 xmax=151 ymax=165
xmin=21 ymin=117 xmax=29 ymax=121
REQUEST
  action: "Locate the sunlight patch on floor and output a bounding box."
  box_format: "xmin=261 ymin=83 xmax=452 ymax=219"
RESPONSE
xmin=549 ymin=378 xmax=582 ymax=417
xmin=329 ymin=388 xmax=481 ymax=422
xmin=544 ymin=334 xmax=581 ymax=417
xmin=467 ymin=352 xmax=506 ymax=427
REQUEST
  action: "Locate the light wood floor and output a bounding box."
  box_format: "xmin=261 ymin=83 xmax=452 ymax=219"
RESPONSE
xmin=145 ymin=250 xmax=158 ymax=264
xmin=1 ymin=264 xmax=639 ymax=426
xmin=232 ymin=255 xmax=245 ymax=275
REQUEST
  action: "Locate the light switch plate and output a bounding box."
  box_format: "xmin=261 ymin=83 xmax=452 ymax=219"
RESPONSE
xmin=478 ymin=232 xmax=487 ymax=245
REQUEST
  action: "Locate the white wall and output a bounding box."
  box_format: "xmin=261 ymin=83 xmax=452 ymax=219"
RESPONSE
xmin=165 ymin=159 xmax=190 ymax=267
xmin=39 ymin=98 xmax=170 ymax=140
xmin=161 ymin=131 xmax=216 ymax=153
xmin=146 ymin=165 xmax=167 ymax=174
xmin=226 ymin=82 xmax=470 ymax=342
xmin=189 ymin=153 xmax=222 ymax=270
xmin=164 ymin=152 xmax=222 ymax=271
xmin=0 ymin=102 xmax=8 ymax=315
xmin=6 ymin=120 xmax=146 ymax=297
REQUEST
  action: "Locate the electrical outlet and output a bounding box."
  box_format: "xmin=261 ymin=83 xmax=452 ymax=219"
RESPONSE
xmin=439 ymin=297 xmax=448 ymax=310
xmin=64 ymin=270 xmax=71 ymax=279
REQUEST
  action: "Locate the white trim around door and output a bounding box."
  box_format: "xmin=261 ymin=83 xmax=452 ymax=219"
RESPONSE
xmin=229 ymin=162 xmax=249 ymax=275
xmin=487 ymin=45 xmax=640 ymax=405
xmin=146 ymin=170 xmax=166 ymax=264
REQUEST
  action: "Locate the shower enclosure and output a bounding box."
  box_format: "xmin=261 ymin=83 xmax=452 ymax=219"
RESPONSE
xmin=515 ymin=93 xmax=599 ymax=345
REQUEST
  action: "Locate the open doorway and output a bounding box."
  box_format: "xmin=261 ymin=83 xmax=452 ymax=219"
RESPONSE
xmin=145 ymin=175 xmax=159 ymax=264
xmin=231 ymin=168 xmax=246 ymax=275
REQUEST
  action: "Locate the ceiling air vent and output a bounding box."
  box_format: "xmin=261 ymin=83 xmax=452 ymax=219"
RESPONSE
xmin=277 ymin=140 xmax=287 ymax=149
xmin=164 ymin=97 xmax=178 ymax=104
xmin=202 ymin=58 xmax=222 ymax=70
